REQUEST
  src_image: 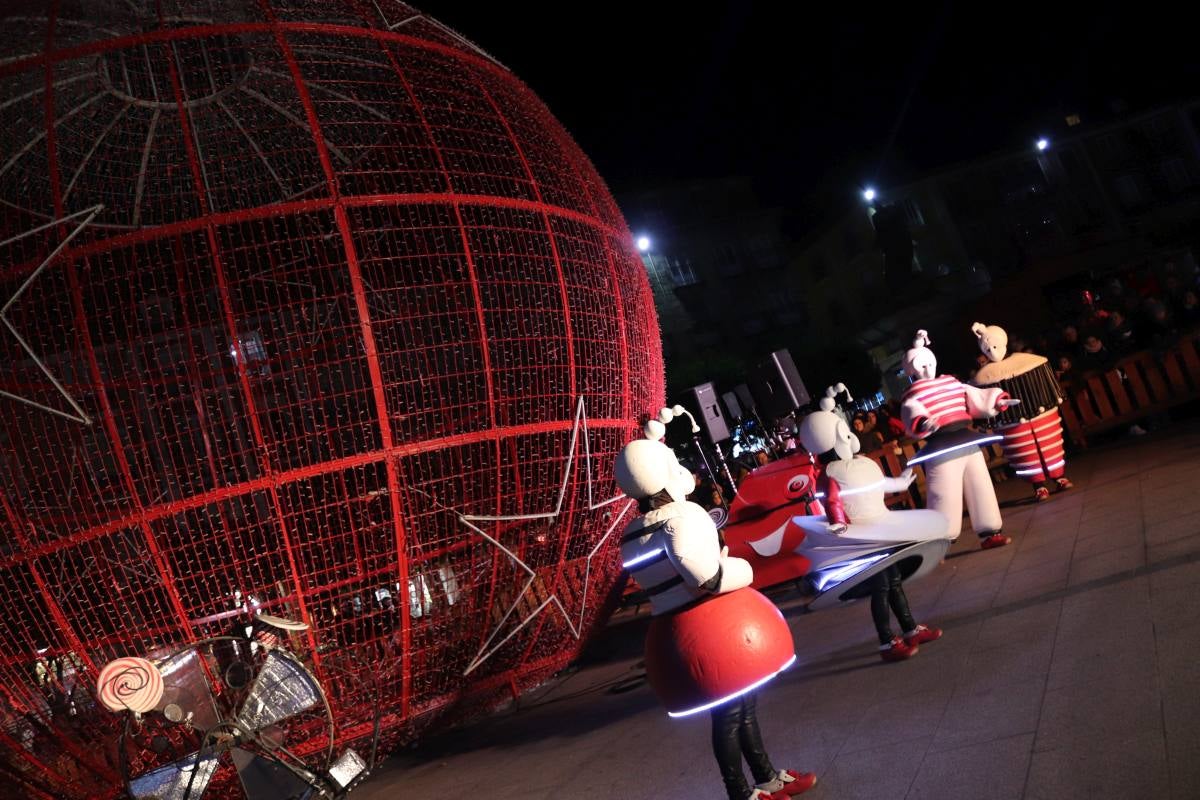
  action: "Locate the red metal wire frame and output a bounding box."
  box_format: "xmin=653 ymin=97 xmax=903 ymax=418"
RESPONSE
xmin=0 ymin=3 xmax=663 ymax=798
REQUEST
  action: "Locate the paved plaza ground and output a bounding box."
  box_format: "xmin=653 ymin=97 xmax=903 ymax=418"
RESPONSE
xmin=360 ymin=423 xmax=1200 ymax=800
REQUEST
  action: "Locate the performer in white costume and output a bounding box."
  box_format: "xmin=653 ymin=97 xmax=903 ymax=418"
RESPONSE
xmin=970 ymin=322 xmax=1074 ymax=502
xmin=794 ymin=393 xmax=950 ymax=661
xmin=616 ymin=416 xmax=816 ymax=800
xmin=900 ymin=331 xmax=1015 ymax=549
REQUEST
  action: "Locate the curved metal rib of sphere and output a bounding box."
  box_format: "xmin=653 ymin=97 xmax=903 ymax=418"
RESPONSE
xmin=0 ymin=3 xmax=662 ymax=797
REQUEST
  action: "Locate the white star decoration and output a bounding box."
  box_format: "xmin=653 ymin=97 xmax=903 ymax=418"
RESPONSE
xmin=458 ymin=396 xmax=634 ymax=676
xmin=369 ymin=1 xmax=505 ymax=67
xmin=0 ymin=204 xmax=102 ymax=425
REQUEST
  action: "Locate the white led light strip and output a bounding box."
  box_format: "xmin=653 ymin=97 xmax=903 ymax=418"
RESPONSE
xmin=906 ymin=435 xmax=1004 ymax=466
xmin=667 ymin=655 xmax=798 ymax=718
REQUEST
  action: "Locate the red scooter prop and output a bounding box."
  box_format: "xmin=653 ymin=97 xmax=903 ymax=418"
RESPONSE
xmin=721 ymin=452 xmax=819 ymax=590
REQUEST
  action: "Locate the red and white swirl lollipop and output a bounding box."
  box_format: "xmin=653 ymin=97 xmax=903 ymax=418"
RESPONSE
xmin=96 ymin=657 xmax=164 ymax=714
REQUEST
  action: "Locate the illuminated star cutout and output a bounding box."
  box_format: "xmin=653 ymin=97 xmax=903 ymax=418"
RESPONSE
xmin=458 ymin=396 xmax=634 ymax=676
xmin=0 ymin=204 xmax=103 ymax=425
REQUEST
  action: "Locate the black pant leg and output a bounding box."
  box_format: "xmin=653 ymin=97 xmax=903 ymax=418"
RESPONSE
xmin=885 ymin=565 xmax=916 ymax=633
xmin=869 ymin=571 xmax=895 ymax=645
xmin=737 ymin=691 xmax=777 ymax=785
xmin=712 ymin=698 xmax=750 ymax=800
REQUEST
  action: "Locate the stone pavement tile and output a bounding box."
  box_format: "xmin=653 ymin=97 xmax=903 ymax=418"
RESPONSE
xmin=904 ymin=733 xmax=1033 ymax=800
xmin=1148 ymin=532 xmax=1200 ymax=564
xmin=1156 ymin=620 xmax=1200 ymax=678
xmin=1146 ymin=510 xmax=1200 ymax=547
xmin=1028 ymin=500 xmax=1082 ymax=522
xmin=929 ymin=676 xmax=1044 ymax=752
xmin=805 ymin=737 xmax=931 ymax=800
xmin=839 ymin=686 xmax=951 ymax=755
xmin=582 ymin=731 xmax=730 ymax=800
xmin=1158 ymin=632 xmax=1200 ymax=800
xmin=940 ymin=545 xmax=1017 ymax=581
xmin=760 ymin=717 xmax=848 ymax=786
xmin=1008 ymin=536 xmax=1074 ymax=572
xmin=1078 ymin=496 xmax=1139 ymax=525
xmin=1067 ymin=543 xmax=1146 ymax=587
xmin=1025 ymin=730 xmax=1170 ymax=800
xmin=933 ymin=570 xmax=1005 ymax=610
xmin=901 ymin=573 xmax=958 ymax=623
xmin=996 ymin=505 xmax=1037 ymax=533
xmin=1137 ymin=474 xmax=1200 ymax=501
xmin=1074 ymin=522 xmax=1146 ymax=556
xmin=1144 ymin=492 xmax=1200 ymax=527
xmin=1047 ymin=629 xmax=1157 ymax=692
xmin=1150 ymin=557 xmax=1200 ymax=595
xmin=1012 ymin=525 xmax=1077 ymax=555
xmin=871 ymin=643 xmax=971 ymax=700
xmin=956 ymin=639 xmax=1054 ymax=698
xmin=1034 ymin=670 xmax=1163 ymax=753
xmin=386 ymin=738 xmax=608 ymax=800
xmin=1058 ymin=574 xmax=1150 ymax=621
xmin=1149 ymin=573 xmax=1200 ymax=631
xmin=1075 ymin=509 xmax=1143 ymax=540
xmin=974 ymin=600 xmax=1062 ymax=651
xmin=991 ymin=558 xmax=1070 ymax=607
xmin=1137 ymin=465 xmax=1200 ymax=491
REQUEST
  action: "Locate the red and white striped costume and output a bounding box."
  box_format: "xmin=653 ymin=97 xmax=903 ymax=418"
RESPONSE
xmin=901 ymin=375 xmax=1008 ymax=437
xmin=900 ymin=374 xmax=1008 ymax=541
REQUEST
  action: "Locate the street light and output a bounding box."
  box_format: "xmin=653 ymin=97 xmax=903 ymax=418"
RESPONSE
xmin=862 ymin=187 xmax=876 ymax=203
xmin=636 ymin=235 xmax=651 ymax=252
xmin=1036 ymin=138 xmax=1049 ymax=152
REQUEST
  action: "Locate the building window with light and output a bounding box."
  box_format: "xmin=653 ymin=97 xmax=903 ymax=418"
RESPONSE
xmin=715 ymin=243 xmax=742 ymax=277
xmin=669 ymin=257 xmax=699 ymax=286
xmin=810 ymin=252 xmax=829 ymax=281
xmin=903 ymin=197 xmax=925 ymax=227
xmin=1114 ymin=174 xmax=1145 ymax=209
xmin=1161 ymin=158 xmax=1194 ymax=194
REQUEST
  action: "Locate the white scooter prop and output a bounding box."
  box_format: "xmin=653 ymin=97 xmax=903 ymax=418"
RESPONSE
xmin=792 ymin=388 xmax=953 ymax=611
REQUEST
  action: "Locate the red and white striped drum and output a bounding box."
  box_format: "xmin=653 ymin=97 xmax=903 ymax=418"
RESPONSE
xmin=975 ymin=358 xmax=1067 ymax=484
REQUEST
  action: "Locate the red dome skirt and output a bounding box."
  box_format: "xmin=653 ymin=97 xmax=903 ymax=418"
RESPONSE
xmin=645 ymin=588 xmax=795 ymax=716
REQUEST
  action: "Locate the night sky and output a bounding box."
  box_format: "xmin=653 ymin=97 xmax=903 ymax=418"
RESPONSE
xmin=422 ymin=2 xmax=1195 ymax=215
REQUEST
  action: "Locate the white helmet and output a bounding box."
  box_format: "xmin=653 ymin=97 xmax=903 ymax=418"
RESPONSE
xmin=613 ymin=439 xmax=696 ymax=503
xmin=971 ymin=321 xmax=1008 ymax=363
xmin=903 ymin=329 xmax=938 ymax=380
xmin=799 ymin=397 xmax=860 ymax=461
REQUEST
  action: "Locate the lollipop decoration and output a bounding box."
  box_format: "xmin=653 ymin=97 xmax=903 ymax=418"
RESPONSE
xmin=97 ymin=656 xmax=164 ymax=714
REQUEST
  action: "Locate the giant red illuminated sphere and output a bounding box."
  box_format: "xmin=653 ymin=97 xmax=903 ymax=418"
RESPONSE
xmin=0 ymin=2 xmax=662 ymax=797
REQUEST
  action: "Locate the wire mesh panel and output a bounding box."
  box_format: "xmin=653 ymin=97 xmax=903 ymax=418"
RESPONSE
xmin=0 ymin=2 xmax=663 ymax=797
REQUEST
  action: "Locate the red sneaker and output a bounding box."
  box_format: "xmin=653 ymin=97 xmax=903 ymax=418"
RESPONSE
xmin=980 ymin=533 xmax=1011 ymax=550
xmin=903 ymin=624 xmax=943 ymax=647
xmin=879 ymin=636 xmax=919 ymax=662
xmin=757 ymin=769 xmax=818 ymax=796
xmin=1034 ymin=486 xmax=1050 ymax=502
xmin=748 ymin=788 xmax=793 ymax=800
xmin=1055 ymin=477 xmax=1074 ymax=491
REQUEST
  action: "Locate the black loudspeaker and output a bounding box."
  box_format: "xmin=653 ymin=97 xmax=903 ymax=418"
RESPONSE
xmin=733 ymin=383 xmax=756 ymax=414
xmin=687 ymin=382 xmax=731 ymax=443
xmin=721 ymin=391 xmax=743 ymax=421
xmin=752 ymin=349 xmax=810 ymax=419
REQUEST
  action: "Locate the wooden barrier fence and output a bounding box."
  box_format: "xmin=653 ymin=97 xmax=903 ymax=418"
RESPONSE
xmin=1059 ymin=331 xmax=1200 ymax=446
